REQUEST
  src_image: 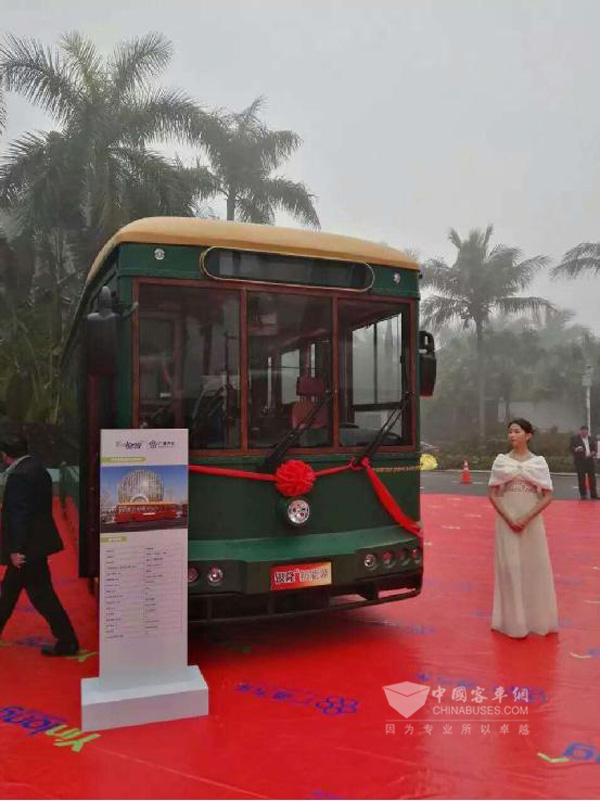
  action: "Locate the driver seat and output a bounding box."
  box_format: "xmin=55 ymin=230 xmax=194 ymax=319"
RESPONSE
xmin=291 ymin=376 xmax=328 ymax=429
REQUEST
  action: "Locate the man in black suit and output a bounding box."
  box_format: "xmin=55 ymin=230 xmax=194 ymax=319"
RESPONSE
xmin=0 ymin=434 xmax=79 ymax=655
xmin=570 ymin=425 xmax=598 ymax=500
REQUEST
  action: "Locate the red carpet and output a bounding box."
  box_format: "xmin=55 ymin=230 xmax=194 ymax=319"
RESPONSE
xmin=0 ymin=495 xmax=598 ymax=799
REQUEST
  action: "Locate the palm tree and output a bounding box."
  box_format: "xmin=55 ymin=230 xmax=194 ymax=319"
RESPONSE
xmin=552 ymin=242 xmax=600 ymax=279
xmin=198 ymin=96 xmax=320 ymax=227
xmin=0 ymin=31 xmax=217 ymax=261
xmin=0 ymin=83 xmax=6 ymax=135
xmin=485 ymin=326 xmax=542 ymax=421
xmin=528 ymin=309 xmax=597 ymax=407
xmin=421 ymin=226 xmax=552 ymax=438
xmin=0 ymin=31 xmax=221 ymax=422
xmin=421 ymin=330 xmax=479 ymax=442
xmin=0 ymin=229 xmax=47 ymax=421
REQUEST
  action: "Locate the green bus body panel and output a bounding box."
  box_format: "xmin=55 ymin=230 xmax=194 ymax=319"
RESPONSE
xmin=115 ymin=242 xmax=420 ymax=296
xmin=119 ymin=243 xmax=206 ymax=278
xmin=187 ymin=524 xmax=416 ymax=562
xmin=187 ymin=458 xmax=419 ymax=542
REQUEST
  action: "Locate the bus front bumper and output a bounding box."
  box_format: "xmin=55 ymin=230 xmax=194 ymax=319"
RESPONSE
xmin=186 ymin=527 xmax=423 ymax=622
xmin=188 ymin=570 xmax=422 ymax=623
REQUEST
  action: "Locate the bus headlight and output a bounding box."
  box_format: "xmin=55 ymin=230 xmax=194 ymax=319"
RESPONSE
xmin=207 ymin=566 xmax=224 ymax=586
xmin=411 ymin=547 xmax=422 ymax=564
xmin=364 ymin=553 xmax=378 ymax=571
xmin=286 ymin=498 xmax=310 ymax=526
xmin=188 ymin=566 xmax=199 ymax=584
xmin=382 ymin=550 xmax=396 ymax=568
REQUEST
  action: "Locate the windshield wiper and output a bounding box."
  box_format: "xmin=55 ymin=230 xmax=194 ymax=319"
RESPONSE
xmin=351 ymin=391 xmax=413 ymax=466
xmin=261 ymin=389 xmax=333 ymax=473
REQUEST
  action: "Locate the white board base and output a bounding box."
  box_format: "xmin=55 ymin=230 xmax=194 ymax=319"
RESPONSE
xmin=81 ymin=666 xmax=208 ymax=731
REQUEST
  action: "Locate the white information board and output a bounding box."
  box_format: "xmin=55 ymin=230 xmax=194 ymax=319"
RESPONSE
xmin=81 ymin=429 xmax=208 ymax=731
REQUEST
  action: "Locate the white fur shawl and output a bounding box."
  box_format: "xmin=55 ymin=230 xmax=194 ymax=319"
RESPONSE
xmin=489 ymin=453 xmax=553 ymax=491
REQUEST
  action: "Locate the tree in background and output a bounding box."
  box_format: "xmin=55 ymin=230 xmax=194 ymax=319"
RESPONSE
xmin=552 ymin=242 xmax=600 ymax=279
xmin=0 ymin=229 xmax=52 ymax=421
xmin=198 ymin=96 xmax=320 ymax=227
xmin=0 ymin=31 xmax=220 ymax=421
xmin=420 ymin=329 xmax=479 ymax=441
xmin=527 ymin=309 xmax=598 ymax=409
xmin=0 ymin=82 xmax=5 ymax=134
xmin=421 ymin=310 xmax=600 ymax=449
xmin=421 ymin=225 xmax=552 ymax=438
xmin=485 ymin=326 xmax=542 ymax=420
xmin=0 ymin=31 xmax=217 ymax=265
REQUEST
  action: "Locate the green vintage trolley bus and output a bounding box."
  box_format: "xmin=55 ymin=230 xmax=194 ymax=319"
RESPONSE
xmin=59 ymin=217 xmax=435 ymax=622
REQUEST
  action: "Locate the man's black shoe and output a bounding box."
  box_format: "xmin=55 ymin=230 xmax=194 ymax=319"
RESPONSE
xmin=41 ymin=641 xmax=79 ymax=657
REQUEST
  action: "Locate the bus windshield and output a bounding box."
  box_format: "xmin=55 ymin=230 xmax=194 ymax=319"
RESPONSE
xmin=137 ymin=283 xmax=411 ymax=452
xmin=248 ymin=292 xmax=332 ymax=448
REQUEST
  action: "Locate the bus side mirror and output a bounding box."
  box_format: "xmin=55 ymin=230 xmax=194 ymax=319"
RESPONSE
xmin=419 ymin=330 xmax=436 ymax=397
xmin=85 ymin=287 xmax=118 ymax=375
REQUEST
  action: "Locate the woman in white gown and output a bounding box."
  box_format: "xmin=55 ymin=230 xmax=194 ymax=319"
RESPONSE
xmin=488 ymin=418 xmax=559 ymax=638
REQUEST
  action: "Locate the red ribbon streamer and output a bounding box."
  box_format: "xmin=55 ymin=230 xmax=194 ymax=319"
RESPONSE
xmin=359 ymin=459 xmax=421 ymax=535
xmin=189 ymin=464 xmax=275 ymax=482
xmin=189 ymin=457 xmax=420 ymax=535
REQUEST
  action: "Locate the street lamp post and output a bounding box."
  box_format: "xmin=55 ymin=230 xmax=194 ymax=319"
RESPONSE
xmin=582 ymin=365 xmax=593 ymax=432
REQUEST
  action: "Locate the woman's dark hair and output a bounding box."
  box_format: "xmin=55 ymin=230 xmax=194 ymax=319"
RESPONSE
xmin=507 ymin=418 xmax=534 ymax=435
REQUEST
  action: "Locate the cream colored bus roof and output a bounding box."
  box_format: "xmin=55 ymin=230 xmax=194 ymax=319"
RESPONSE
xmin=86 ymin=217 xmax=418 ymax=286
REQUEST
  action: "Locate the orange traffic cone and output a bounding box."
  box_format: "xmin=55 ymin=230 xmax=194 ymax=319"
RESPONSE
xmin=461 ymin=459 xmax=472 ymax=485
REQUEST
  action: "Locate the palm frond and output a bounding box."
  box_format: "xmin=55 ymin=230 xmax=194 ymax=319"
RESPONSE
xmin=261 ymin=176 xmax=320 ymax=228
xmin=0 ymin=34 xmax=81 ymax=124
xmin=0 ymin=131 xmax=50 ymax=205
xmin=112 ymin=147 xmax=201 ymax=219
xmin=235 ymin=195 xmax=273 ymax=225
xmin=122 ymin=89 xmax=210 ymax=146
xmin=59 ymin=32 xmax=101 ymax=93
xmin=187 ymin=107 xmax=229 ymax=153
xmin=0 ymin=84 xmax=6 ymax=133
xmin=186 ymin=160 xmax=220 ymax=201
xmin=233 ymin=96 xmax=266 ymax=128
xmin=420 ymin=258 xmax=453 ymax=290
xmin=109 ymin=32 xmax=173 ymax=98
xmin=513 ymin=254 xmax=549 ymax=277
xmin=0 ymin=130 xmax=83 ymax=233
xmin=481 ymin=224 xmax=494 ymax=250
xmin=448 ymin=228 xmax=462 ymax=249
xmin=551 ymin=242 xmax=600 ymax=279
xmin=421 ymin=296 xmax=470 ymax=331
xmin=495 ymin=296 xmax=555 ymax=317
xmin=487 ymin=249 xmax=548 ymax=293
xmin=255 ymin=129 xmax=302 ymax=172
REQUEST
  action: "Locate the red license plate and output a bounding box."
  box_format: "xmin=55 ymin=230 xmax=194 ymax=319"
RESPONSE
xmin=270 ymin=561 xmax=332 ymax=591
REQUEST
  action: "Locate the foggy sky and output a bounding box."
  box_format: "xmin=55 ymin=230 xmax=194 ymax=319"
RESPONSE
xmin=2 ymin=0 xmax=599 ymax=331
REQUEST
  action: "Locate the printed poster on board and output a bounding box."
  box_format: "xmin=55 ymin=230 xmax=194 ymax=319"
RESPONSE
xmin=98 ymin=429 xmax=189 ymax=685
